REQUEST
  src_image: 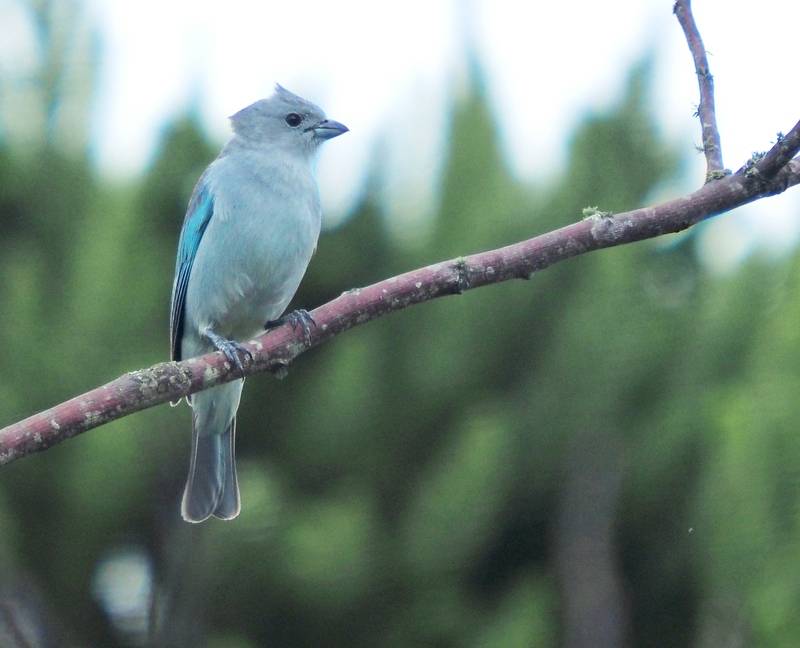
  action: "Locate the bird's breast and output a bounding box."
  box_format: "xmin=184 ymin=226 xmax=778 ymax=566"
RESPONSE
xmin=185 ymin=159 xmax=321 ymax=343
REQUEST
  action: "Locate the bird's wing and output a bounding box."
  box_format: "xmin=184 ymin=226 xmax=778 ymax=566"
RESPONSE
xmin=170 ymin=176 xmax=215 ymax=361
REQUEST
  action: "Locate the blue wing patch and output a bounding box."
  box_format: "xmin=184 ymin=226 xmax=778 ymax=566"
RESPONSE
xmin=170 ymin=178 xmax=214 ymax=361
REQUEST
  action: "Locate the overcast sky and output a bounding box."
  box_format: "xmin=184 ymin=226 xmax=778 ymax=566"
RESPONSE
xmin=3 ymin=0 xmax=799 ymax=269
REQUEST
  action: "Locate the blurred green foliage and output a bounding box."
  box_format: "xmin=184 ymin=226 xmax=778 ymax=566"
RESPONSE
xmin=2 ymin=21 xmax=800 ymax=648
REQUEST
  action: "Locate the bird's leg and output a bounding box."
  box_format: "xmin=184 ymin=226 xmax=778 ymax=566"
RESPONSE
xmin=264 ymin=309 xmax=316 ymax=345
xmin=204 ymin=328 xmax=253 ymax=378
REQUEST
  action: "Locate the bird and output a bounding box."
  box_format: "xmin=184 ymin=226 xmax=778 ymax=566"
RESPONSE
xmin=169 ymin=85 xmax=348 ymax=522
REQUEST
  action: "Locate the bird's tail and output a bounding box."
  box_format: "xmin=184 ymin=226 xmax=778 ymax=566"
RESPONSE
xmin=181 ymin=381 xmax=243 ymax=522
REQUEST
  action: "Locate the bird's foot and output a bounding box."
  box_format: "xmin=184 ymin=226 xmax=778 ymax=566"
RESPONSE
xmin=205 ymin=329 xmax=253 ymax=378
xmin=265 ymin=309 xmax=316 ymax=345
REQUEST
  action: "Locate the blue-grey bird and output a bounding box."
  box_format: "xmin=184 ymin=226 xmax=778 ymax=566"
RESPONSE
xmin=170 ymin=85 xmax=348 ymax=522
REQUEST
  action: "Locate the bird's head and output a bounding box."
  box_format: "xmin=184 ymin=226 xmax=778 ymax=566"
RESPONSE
xmin=229 ymin=84 xmax=348 ymax=155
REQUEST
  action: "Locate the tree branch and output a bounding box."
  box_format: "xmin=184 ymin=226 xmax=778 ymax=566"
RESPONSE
xmin=754 ymin=120 xmax=800 ymax=180
xmin=674 ymin=0 xmax=726 ymax=179
xmin=1 ymin=148 xmax=799 ymax=466
xmin=3 ymin=5 xmax=800 ymax=467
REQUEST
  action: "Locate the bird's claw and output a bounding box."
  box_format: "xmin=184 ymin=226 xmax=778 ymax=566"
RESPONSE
xmin=265 ymin=309 xmax=316 ymax=345
xmin=205 ymin=330 xmax=253 ymax=378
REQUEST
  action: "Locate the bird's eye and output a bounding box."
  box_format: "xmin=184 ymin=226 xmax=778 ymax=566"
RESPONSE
xmin=285 ymin=113 xmax=303 ymax=127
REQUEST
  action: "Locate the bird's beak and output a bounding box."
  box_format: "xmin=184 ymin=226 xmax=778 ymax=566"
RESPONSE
xmin=312 ymin=119 xmax=349 ymax=140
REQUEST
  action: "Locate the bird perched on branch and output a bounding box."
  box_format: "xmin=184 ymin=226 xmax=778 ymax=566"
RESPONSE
xmin=169 ymin=85 xmax=348 ymax=522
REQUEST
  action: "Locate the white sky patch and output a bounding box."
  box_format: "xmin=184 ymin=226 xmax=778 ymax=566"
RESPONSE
xmin=474 ymin=0 xmax=659 ymax=180
xmin=32 ymin=0 xmax=800 ymax=255
xmin=0 ymin=3 xmax=35 ymax=78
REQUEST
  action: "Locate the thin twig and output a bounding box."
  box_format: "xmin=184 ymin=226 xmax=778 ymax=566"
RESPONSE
xmin=674 ymin=0 xmax=725 ymax=179
xmin=754 ymin=120 xmax=800 ymax=180
xmin=1 ymin=149 xmax=798 ymax=466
